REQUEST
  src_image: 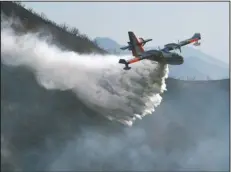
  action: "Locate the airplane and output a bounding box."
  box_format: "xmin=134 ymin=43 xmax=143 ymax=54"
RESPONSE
xmin=119 ymin=31 xmax=201 ymax=70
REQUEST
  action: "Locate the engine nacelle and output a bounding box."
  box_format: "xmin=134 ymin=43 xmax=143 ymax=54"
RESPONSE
xmin=164 ymin=43 xmax=181 ymax=52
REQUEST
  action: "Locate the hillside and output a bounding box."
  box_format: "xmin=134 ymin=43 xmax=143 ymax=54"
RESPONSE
xmin=94 ymin=37 xmax=229 ymax=80
xmin=1 ymin=63 xmax=229 ymax=171
xmin=94 ymin=37 xmax=122 ymax=53
xmin=1 ymin=1 xmax=106 ymax=54
xmin=1 ymin=2 xmax=229 ymax=171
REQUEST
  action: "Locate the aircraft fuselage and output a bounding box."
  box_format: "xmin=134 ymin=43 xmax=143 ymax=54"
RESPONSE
xmin=140 ymin=50 xmax=184 ymax=65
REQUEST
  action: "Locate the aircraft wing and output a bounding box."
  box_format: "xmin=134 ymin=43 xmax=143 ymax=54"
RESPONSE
xmin=162 ymin=33 xmax=201 ymax=52
xmin=120 ymin=31 xmax=146 ymax=57
xmin=128 ymin=31 xmax=145 ymax=56
xmin=119 ymin=31 xmax=151 ymax=70
xmin=120 ymin=46 xmax=130 ymax=50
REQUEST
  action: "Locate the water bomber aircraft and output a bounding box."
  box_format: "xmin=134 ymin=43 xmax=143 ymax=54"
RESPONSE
xmin=119 ymin=31 xmax=201 ymax=70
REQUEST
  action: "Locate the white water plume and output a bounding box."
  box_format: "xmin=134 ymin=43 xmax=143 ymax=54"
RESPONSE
xmin=1 ymin=21 xmax=169 ymax=126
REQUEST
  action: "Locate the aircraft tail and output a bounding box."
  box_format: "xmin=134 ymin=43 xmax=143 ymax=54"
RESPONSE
xmin=178 ymin=33 xmax=201 ymax=47
xmin=191 ymin=33 xmax=201 ymax=46
xmin=191 ymin=33 xmax=201 ymax=40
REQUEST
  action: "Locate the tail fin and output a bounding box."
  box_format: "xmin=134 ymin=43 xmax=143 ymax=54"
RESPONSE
xmin=178 ymin=33 xmax=201 ymax=47
xmin=191 ymin=33 xmax=201 ymax=40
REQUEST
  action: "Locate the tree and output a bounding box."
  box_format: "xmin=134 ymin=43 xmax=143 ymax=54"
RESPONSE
xmin=60 ymin=23 xmax=68 ymax=31
xmin=40 ymin=12 xmax=47 ymax=20
xmin=70 ymin=27 xmax=79 ymax=36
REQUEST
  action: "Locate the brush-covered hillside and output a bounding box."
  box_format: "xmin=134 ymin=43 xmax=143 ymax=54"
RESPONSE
xmin=1 ymin=1 xmax=106 ymax=54
xmin=1 ymin=2 xmax=229 ymax=171
xmin=1 ymin=63 xmax=229 ymax=171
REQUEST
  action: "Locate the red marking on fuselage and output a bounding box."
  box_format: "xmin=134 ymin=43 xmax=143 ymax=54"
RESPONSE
xmin=189 ymin=38 xmax=198 ymax=43
xmin=135 ymin=36 xmax=144 ymax=52
xmin=128 ymin=57 xmax=141 ymax=64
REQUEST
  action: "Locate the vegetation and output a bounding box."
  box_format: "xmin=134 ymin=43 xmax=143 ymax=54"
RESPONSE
xmin=1 ymin=2 xmax=222 ymax=81
xmin=1 ymin=1 xmax=107 ymax=54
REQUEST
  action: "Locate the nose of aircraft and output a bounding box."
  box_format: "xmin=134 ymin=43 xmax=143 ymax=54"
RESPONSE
xmin=168 ymin=52 xmax=184 ymax=65
xmin=174 ymin=53 xmax=184 ymax=64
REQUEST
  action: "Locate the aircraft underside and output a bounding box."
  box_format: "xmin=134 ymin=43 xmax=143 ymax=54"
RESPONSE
xmin=119 ymin=31 xmax=201 ymax=70
xmin=146 ymin=53 xmax=184 ymax=65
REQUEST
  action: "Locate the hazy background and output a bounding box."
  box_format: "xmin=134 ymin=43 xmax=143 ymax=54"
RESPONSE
xmin=1 ymin=2 xmax=229 ymax=171
xmin=22 ymin=2 xmax=229 ymax=64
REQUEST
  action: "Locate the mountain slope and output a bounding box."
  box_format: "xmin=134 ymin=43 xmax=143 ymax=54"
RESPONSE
xmin=1 ymin=2 xmax=229 ymax=171
xmin=170 ymin=47 xmax=229 ymax=80
xmin=1 ymin=63 xmax=229 ymax=171
xmin=1 ymin=1 xmax=107 ymax=54
xmin=94 ymin=37 xmax=229 ymax=80
xmin=94 ymin=37 xmax=121 ymax=53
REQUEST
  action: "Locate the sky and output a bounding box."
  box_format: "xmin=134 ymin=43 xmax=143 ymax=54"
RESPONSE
xmin=22 ymin=2 xmax=229 ymax=63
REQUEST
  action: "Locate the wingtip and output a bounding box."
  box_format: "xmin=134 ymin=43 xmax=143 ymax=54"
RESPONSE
xmin=119 ymin=59 xmax=127 ymax=64
xmin=123 ymin=66 xmax=131 ymax=70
